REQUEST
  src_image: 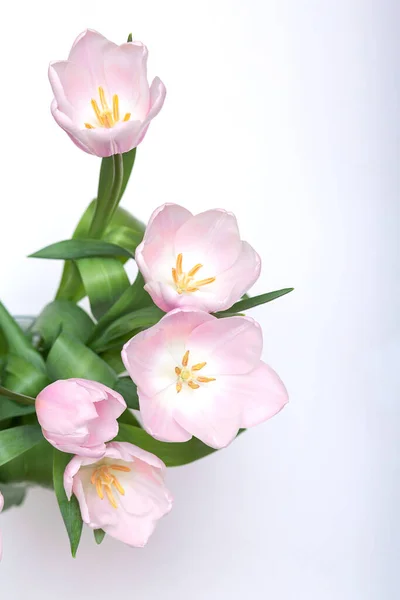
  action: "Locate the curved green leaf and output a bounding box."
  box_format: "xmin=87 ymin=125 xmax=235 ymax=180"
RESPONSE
xmin=53 ymin=449 xmax=83 ymax=557
xmin=103 ymin=226 xmax=143 ymax=255
xmin=91 ymin=306 xmax=164 ymax=352
xmin=0 ymin=439 xmax=53 ymax=488
xmin=31 ymin=300 xmax=95 ymax=348
xmin=30 ymin=239 xmax=135 ymax=260
xmin=0 ymin=397 xmax=36 ymax=421
xmin=47 ymin=331 xmax=117 ymax=387
xmin=77 ymin=257 xmax=130 ymax=320
xmin=0 ymin=425 xmax=43 ymax=467
xmin=4 ymin=355 xmax=50 ymax=397
xmin=0 ymin=301 xmax=45 ymax=372
xmin=215 ymin=288 xmax=294 ymax=317
xmin=114 ymin=378 xmax=139 ymax=410
xmin=0 ymin=385 xmax=35 ymax=406
xmin=116 ymin=423 xmax=217 ymax=467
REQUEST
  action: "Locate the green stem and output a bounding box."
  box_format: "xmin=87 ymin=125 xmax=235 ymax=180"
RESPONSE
xmin=88 ymin=154 xmax=124 ymax=239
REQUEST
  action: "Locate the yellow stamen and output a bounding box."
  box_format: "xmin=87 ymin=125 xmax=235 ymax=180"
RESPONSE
xmin=98 ymin=86 xmax=108 ymax=110
xmin=91 ymin=98 xmax=103 ymax=122
xmin=188 ymin=381 xmax=200 ymax=390
xmin=192 ymin=362 xmax=207 ymax=371
xmin=176 ymin=380 xmax=183 ymax=393
xmin=175 ymin=366 xmax=182 ymax=375
xmin=105 ymin=486 xmax=118 ymax=509
xmin=103 ymin=112 xmax=113 ymax=128
xmin=123 ymin=112 xmax=131 ymax=122
xmin=113 ymin=94 xmax=120 ymax=122
xmin=172 ymin=268 xmax=178 ymax=285
xmin=85 ymin=123 xmax=94 ymax=129
xmin=110 ymin=465 xmax=131 ymax=472
xmin=182 ymin=350 xmax=190 ymax=367
xmin=194 ymin=277 xmax=216 ymax=287
xmin=187 ymin=264 xmax=203 ymax=277
xmin=197 ymin=376 xmax=216 ymax=383
xmin=176 ymin=253 xmax=183 ymax=277
xmin=91 ymin=464 xmax=130 ymax=509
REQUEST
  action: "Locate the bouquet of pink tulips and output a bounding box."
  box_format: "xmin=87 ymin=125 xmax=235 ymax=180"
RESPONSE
xmin=0 ymin=29 xmax=292 ymax=558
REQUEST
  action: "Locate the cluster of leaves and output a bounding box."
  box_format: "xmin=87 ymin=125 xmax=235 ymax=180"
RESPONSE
xmin=0 ymin=148 xmax=293 ymax=555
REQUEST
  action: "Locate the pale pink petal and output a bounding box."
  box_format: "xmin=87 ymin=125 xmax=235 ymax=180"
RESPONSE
xmin=138 ymin=386 xmax=192 ymax=442
xmin=232 ymin=362 xmax=289 ymax=428
xmin=136 ymin=203 xmax=192 ymax=282
xmin=107 ymin=442 xmax=167 ymax=472
xmin=210 ymin=241 xmax=261 ymax=310
xmin=68 ymin=29 xmax=117 ymax=89
xmin=174 ymin=209 xmax=242 ymax=273
xmin=122 ymin=309 xmax=214 ymax=394
xmin=187 ymin=315 xmax=263 ymax=375
xmin=173 ymin=384 xmax=241 ymax=449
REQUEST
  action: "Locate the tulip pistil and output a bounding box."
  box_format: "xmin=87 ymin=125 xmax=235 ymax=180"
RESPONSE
xmin=172 ymin=253 xmax=216 ymax=295
xmin=84 ymin=87 xmax=131 ymax=130
xmin=91 ymin=463 xmax=131 ymax=509
xmin=175 ymin=350 xmax=216 ymax=393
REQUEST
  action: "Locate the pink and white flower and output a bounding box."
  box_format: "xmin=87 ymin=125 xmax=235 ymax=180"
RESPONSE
xmin=122 ymin=309 xmax=288 ymax=448
xmin=64 ymin=442 xmax=173 ymax=547
xmin=49 ymin=29 xmax=166 ymax=157
xmin=135 ymin=203 xmax=261 ymax=313
xmin=0 ymin=491 xmax=3 ymax=560
xmin=36 ymin=379 xmax=126 ymax=457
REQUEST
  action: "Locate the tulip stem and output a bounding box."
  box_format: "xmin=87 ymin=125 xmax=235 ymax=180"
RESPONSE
xmin=89 ymin=154 xmax=124 ymax=238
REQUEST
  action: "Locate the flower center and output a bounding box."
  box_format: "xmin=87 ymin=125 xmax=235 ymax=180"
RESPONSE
xmin=172 ymin=253 xmax=216 ymax=294
xmin=84 ymin=86 xmax=131 ymax=130
xmin=175 ymin=350 xmax=216 ymax=393
xmin=91 ymin=463 xmax=131 ymax=509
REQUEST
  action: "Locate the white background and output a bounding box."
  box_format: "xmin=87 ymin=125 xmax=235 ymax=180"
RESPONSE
xmin=0 ymin=1 xmax=398 ymax=598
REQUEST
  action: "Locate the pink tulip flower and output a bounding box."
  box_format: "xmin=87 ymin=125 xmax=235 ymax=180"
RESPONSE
xmin=122 ymin=309 xmax=288 ymax=448
xmin=49 ymin=29 xmax=166 ymax=157
xmin=135 ymin=203 xmax=261 ymax=313
xmin=0 ymin=491 xmax=3 ymax=560
xmin=36 ymin=379 xmax=126 ymax=457
xmin=64 ymin=442 xmax=173 ymax=547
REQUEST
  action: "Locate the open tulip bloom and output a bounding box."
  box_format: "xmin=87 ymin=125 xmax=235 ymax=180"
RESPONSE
xmin=0 ymin=28 xmax=293 ymax=559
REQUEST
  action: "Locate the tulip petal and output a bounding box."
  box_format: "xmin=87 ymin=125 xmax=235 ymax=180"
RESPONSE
xmin=187 ymin=315 xmax=263 ymax=375
xmin=138 ymin=386 xmax=193 ymax=442
xmin=68 ymin=29 xmax=117 ymax=89
xmin=173 ymin=384 xmax=241 ymax=449
xmin=174 ymin=209 xmax=242 ymax=273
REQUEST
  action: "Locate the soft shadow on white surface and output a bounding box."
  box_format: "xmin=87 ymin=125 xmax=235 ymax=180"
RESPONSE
xmin=0 ymin=1 xmax=398 ymax=598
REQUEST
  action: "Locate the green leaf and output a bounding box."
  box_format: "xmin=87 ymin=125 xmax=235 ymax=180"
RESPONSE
xmin=4 ymin=354 xmax=50 ymax=397
xmin=0 ymin=439 xmax=54 ymax=489
xmin=0 ymin=397 xmax=36 ymax=421
xmin=91 ymin=306 xmax=164 ymax=352
xmin=118 ymin=409 xmax=141 ymax=427
xmin=77 ymin=257 xmax=130 ymax=320
xmin=47 ymin=331 xmax=117 ymax=387
xmin=127 ymin=33 xmax=133 ymax=42
xmin=56 ymin=201 xmax=145 ymax=303
xmin=31 ymin=300 xmax=95 ymax=348
xmin=100 ymin=350 xmax=125 ymax=374
xmin=91 ymin=272 xmax=152 ymax=340
xmin=30 ymin=239 xmax=135 ymax=260
xmin=0 ymin=483 xmax=27 ymax=510
xmin=116 ymin=423 xmax=218 ymax=467
xmin=0 ymin=385 xmax=35 ymax=406
xmin=0 ymin=301 xmax=45 ymax=372
xmin=94 ymin=529 xmax=106 ymax=545
xmin=53 ymin=449 xmax=83 ymax=557
xmin=215 ymin=288 xmax=294 ymax=316
xmin=114 ymin=378 xmax=139 ymax=410
xmin=0 ymin=425 xmax=43 ymax=467
xmin=103 ymin=226 xmax=143 ymax=255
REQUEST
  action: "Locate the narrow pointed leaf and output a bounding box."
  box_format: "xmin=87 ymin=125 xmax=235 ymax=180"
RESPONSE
xmin=4 ymin=355 xmax=50 ymax=397
xmin=215 ymin=288 xmax=294 ymax=317
xmin=0 ymin=397 xmax=36 ymax=421
xmin=53 ymin=449 xmax=83 ymax=557
xmin=0 ymin=386 xmax=35 ymax=406
xmin=30 ymin=239 xmax=135 ymax=260
xmin=0 ymin=301 xmax=45 ymax=372
xmin=114 ymin=378 xmax=139 ymax=410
